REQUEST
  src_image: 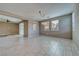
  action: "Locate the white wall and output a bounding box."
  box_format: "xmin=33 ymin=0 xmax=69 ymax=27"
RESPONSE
xmin=28 ymin=20 xmax=39 ymax=38
xmin=40 ymin=14 xmax=72 ymax=39
xmin=73 ymin=4 xmax=79 ymax=48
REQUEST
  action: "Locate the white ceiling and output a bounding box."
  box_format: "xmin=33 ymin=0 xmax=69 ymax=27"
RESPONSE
xmin=0 ymin=3 xmax=75 ymax=22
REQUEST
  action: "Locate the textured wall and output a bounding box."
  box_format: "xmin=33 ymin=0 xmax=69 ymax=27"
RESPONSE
xmin=40 ymin=14 xmax=72 ymax=39
xmin=0 ymin=22 xmax=19 ymax=36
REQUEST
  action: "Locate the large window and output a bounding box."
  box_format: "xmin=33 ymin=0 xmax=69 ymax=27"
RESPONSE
xmin=19 ymin=22 xmax=24 ymax=36
xmin=41 ymin=21 xmax=49 ymax=31
xmin=51 ymin=20 xmax=59 ymax=31
xmin=33 ymin=23 xmax=37 ymax=31
xmin=40 ymin=20 xmax=59 ymax=32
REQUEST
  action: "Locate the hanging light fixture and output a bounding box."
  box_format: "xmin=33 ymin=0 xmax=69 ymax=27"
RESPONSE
xmin=38 ymin=9 xmax=50 ymax=19
xmin=38 ymin=10 xmax=45 ymax=17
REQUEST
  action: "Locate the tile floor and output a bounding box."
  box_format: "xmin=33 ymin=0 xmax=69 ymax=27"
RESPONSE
xmin=0 ymin=35 xmax=79 ymax=56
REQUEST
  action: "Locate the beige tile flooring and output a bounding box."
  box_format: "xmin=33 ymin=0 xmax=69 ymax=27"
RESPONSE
xmin=0 ymin=35 xmax=79 ymax=56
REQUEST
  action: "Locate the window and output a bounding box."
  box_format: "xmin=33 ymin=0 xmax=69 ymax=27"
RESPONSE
xmin=33 ymin=23 xmax=37 ymax=31
xmin=51 ymin=20 xmax=59 ymax=31
xmin=41 ymin=21 xmax=49 ymax=31
xmin=40 ymin=20 xmax=59 ymax=32
xmin=19 ymin=22 xmax=24 ymax=35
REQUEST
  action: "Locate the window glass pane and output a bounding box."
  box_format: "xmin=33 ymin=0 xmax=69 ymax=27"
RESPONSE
xmin=19 ymin=22 xmax=24 ymax=35
xmin=41 ymin=21 xmax=49 ymax=31
xmin=51 ymin=20 xmax=59 ymax=31
xmin=33 ymin=23 xmax=37 ymax=31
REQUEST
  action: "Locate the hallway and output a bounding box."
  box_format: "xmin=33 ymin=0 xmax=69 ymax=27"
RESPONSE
xmin=0 ymin=35 xmax=78 ymax=56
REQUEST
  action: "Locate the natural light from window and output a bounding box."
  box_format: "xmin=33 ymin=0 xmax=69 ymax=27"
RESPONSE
xmin=51 ymin=20 xmax=59 ymax=31
xmin=33 ymin=23 xmax=37 ymax=31
xmin=41 ymin=21 xmax=49 ymax=31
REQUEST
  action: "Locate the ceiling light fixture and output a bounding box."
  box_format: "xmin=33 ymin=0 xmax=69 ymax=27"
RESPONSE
xmin=39 ymin=10 xmax=45 ymax=17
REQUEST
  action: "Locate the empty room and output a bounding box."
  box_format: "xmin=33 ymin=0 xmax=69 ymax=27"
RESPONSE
xmin=0 ymin=3 xmax=79 ymax=56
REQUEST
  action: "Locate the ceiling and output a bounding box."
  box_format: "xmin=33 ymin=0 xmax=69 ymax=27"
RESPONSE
xmin=0 ymin=15 xmax=22 ymax=23
xmin=0 ymin=3 xmax=75 ymax=22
